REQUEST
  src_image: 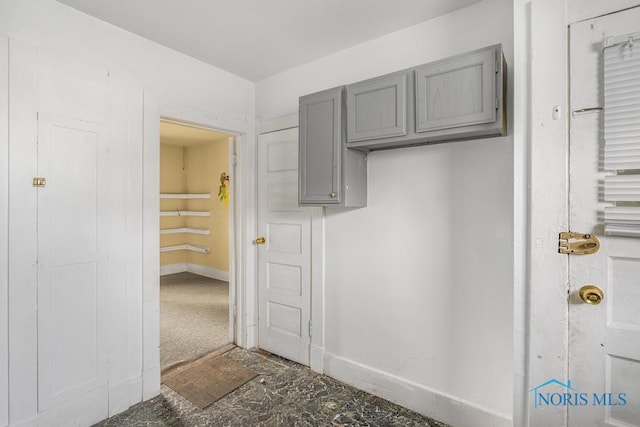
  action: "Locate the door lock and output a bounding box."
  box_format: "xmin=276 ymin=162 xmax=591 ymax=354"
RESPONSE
xmin=579 ymin=285 xmax=604 ymax=305
xmin=558 ymin=232 xmax=600 ymax=255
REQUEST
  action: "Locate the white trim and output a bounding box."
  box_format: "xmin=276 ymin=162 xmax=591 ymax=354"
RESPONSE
xmin=228 ymin=135 xmax=238 ymax=345
xmin=151 ymin=101 xmax=254 ymax=357
xmin=309 ymin=207 xmax=324 ymax=374
xmin=258 ymin=113 xmax=298 ymax=134
xmin=186 ymin=264 xmax=230 ymax=282
xmin=324 ymin=352 xmax=511 ymax=427
xmin=142 ymin=90 xmax=161 ymax=401
xmin=159 ymin=263 xmax=188 ymax=276
xmin=519 ymin=1 xmax=570 ymax=426
xmin=0 ymin=34 xmax=8 ymax=427
xmin=108 ymin=379 xmax=141 ymax=417
xmin=513 ymin=1 xmax=530 ymax=425
xmin=8 ymin=38 xmax=39 ymax=423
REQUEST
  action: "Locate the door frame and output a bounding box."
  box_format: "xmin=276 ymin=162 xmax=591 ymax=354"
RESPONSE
xmin=0 ymin=34 xmax=9 ymax=427
xmin=515 ymin=1 xmax=640 ymax=426
xmin=141 ymin=93 xmax=255 ymax=399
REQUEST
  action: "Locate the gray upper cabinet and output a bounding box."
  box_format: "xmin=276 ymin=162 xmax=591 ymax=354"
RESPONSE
xmin=415 ymin=48 xmax=496 ymax=133
xmin=299 ymin=86 xmax=367 ymax=207
xmin=346 ymin=44 xmax=506 ymax=151
xmin=346 ymin=72 xmax=408 ymax=142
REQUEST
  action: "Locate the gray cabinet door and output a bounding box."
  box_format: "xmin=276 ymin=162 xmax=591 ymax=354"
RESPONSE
xmin=299 ymin=87 xmax=342 ymax=205
xmin=415 ymin=47 xmax=496 ymax=133
xmin=346 ymin=72 xmax=407 ymax=142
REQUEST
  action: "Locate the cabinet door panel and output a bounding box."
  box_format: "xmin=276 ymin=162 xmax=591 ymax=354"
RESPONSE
xmin=416 ymin=48 xmax=496 ymax=133
xmin=346 ymin=73 xmax=407 ymax=142
xmin=299 ymin=88 xmax=341 ymax=204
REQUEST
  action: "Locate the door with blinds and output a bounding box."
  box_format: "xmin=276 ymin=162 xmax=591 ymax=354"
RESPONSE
xmin=568 ymin=7 xmax=640 ymax=426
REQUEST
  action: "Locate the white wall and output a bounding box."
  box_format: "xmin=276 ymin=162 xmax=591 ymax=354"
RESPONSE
xmin=0 ymin=0 xmax=254 ymax=425
xmin=256 ymin=1 xmax=514 ymax=425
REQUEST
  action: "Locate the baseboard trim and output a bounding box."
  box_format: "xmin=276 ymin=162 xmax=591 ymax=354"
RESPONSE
xmin=310 ymin=344 xmax=325 ymax=374
xmin=160 ymin=263 xmax=187 ymax=276
xmin=160 ymin=263 xmax=229 ymax=282
xmin=142 ymin=366 xmax=161 ymax=401
xmin=323 ymin=352 xmax=511 ymax=427
xmin=187 ymin=264 xmax=229 ymax=281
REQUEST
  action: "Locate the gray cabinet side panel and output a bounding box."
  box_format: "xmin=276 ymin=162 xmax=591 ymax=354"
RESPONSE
xmin=343 ymin=148 xmax=367 ymax=208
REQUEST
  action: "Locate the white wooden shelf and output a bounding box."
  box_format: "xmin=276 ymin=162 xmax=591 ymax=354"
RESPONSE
xmin=160 ymin=244 xmax=210 ymax=254
xmin=160 ymin=193 xmax=211 ymax=199
xmin=160 ymin=227 xmax=210 ymax=235
xmin=160 ymin=210 xmax=211 ymax=217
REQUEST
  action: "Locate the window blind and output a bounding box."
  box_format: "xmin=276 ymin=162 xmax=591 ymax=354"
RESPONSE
xmin=603 ymin=35 xmax=640 ymax=237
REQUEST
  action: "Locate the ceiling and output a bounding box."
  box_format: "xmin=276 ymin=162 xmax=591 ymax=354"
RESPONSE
xmin=56 ymin=0 xmax=481 ymax=82
xmin=160 ymin=121 xmax=231 ymax=147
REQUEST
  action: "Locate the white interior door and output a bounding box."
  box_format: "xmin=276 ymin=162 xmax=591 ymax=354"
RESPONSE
xmin=257 ymin=128 xmax=313 ymax=365
xmin=37 ymin=114 xmax=108 ymax=415
xmin=29 ymin=47 xmax=112 ymax=425
xmin=569 ymin=7 xmax=640 ymax=426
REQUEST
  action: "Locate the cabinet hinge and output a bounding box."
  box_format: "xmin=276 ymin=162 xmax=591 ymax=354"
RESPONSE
xmin=308 ymin=321 xmax=312 ymax=339
xmin=558 ymin=232 xmax=600 ymax=255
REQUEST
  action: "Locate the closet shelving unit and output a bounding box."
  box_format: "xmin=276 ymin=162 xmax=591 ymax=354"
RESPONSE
xmin=160 ymin=193 xmax=212 ymax=253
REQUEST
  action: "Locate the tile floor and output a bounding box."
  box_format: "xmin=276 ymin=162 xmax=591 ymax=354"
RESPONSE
xmin=94 ymin=348 xmax=450 ymax=427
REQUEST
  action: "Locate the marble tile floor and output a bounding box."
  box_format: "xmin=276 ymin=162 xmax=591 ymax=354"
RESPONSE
xmin=94 ymin=347 xmax=451 ymax=427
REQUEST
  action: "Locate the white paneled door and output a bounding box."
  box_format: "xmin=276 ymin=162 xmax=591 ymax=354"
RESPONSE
xmin=257 ymin=128 xmax=313 ymax=365
xmin=568 ymin=7 xmax=640 ymax=426
xmin=36 ymin=114 xmax=108 ymax=414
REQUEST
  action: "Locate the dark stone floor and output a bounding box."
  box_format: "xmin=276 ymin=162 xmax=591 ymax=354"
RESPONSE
xmin=94 ymin=348 xmax=450 ymax=427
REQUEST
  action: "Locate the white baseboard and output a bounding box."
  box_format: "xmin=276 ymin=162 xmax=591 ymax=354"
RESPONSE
xmin=324 ymin=352 xmax=511 ymax=427
xmin=310 ymin=344 xmax=325 ymax=374
xmin=160 ymin=263 xmax=229 ymax=282
xmin=108 ymin=380 xmax=134 ymax=417
xmin=160 ymin=263 xmax=187 ymax=276
xmin=187 ymin=264 xmax=229 ymax=281
xmin=142 ymin=366 xmax=160 ymax=401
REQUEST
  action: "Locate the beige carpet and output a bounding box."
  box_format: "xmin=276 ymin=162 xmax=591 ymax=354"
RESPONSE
xmin=160 ymin=272 xmax=231 ymax=370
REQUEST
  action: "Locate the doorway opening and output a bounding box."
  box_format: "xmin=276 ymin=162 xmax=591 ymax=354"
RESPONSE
xmin=158 ymin=120 xmax=236 ymax=372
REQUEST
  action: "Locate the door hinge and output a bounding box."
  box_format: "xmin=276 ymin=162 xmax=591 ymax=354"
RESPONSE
xmin=232 ymin=305 xmax=237 ymax=317
xmin=495 ymin=97 xmax=500 ymax=110
xmin=308 ymin=321 xmax=312 ymax=339
xmin=558 ymin=232 xmax=600 ymax=255
xmin=232 ymin=154 xmax=238 ymax=166
xmin=496 ymin=59 xmax=500 ymax=73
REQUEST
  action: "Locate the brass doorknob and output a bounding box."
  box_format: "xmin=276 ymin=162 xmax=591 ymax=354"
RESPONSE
xmin=255 ymin=236 xmax=266 ymax=245
xmin=579 ymin=285 xmax=604 ymax=305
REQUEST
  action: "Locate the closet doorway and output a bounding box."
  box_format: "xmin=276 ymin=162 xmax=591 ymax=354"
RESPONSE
xmin=158 ymin=120 xmax=235 ymax=371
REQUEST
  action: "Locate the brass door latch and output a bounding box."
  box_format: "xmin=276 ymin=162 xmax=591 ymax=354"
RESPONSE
xmin=33 ymin=177 xmax=46 ymax=187
xmin=558 ymin=232 xmax=600 ymax=255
